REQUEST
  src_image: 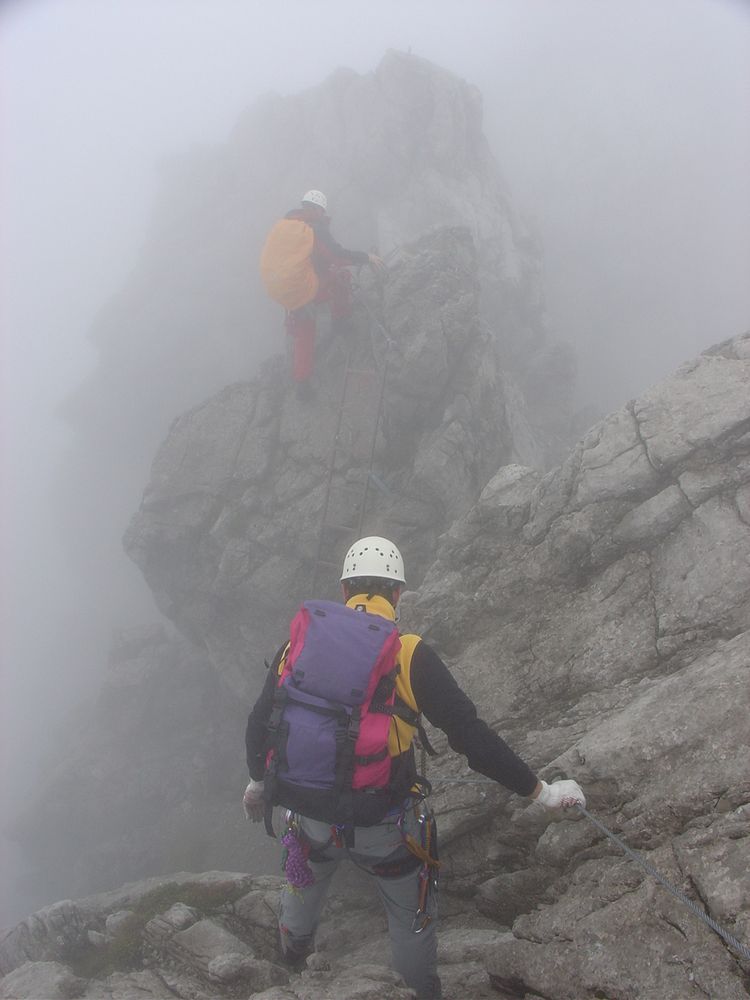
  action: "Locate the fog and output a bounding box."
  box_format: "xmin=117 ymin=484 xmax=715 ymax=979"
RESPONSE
xmin=1 ymin=0 xmax=748 ymax=925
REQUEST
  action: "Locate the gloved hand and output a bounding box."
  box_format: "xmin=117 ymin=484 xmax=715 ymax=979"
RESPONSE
xmin=368 ymin=253 xmax=386 ymax=273
xmin=534 ymin=778 xmax=586 ymax=810
xmin=243 ymin=779 xmax=265 ymax=822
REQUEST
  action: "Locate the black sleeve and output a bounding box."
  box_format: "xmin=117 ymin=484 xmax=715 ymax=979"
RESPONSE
xmin=409 ymin=641 xmax=538 ymax=797
xmin=312 ymin=219 xmax=369 ymax=266
xmin=244 ymin=645 xmax=286 ymax=780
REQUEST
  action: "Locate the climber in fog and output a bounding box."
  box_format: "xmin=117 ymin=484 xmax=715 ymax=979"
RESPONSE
xmin=243 ymin=535 xmax=586 ymax=999
xmin=260 ymin=189 xmax=384 ymax=387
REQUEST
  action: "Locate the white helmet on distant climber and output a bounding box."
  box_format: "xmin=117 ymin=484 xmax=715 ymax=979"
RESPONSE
xmin=340 ymin=536 xmax=406 ymax=584
xmin=301 ymin=189 xmax=327 ymax=210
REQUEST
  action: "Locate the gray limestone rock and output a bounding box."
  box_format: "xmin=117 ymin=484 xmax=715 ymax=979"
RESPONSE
xmin=0 ymin=962 xmax=84 ymax=999
xmin=164 ymin=917 xmax=255 ymax=968
xmin=10 ymin=285 xmax=750 ymax=998
xmin=486 ymin=826 xmax=750 ymax=1000
xmin=123 ymin=226 xmax=538 ymax=698
xmin=400 ymin=335 xmax=750 ymax=998
xmin=104 ymin=912 xmax=136 ymax=937
xmin=58 ymin=53 xmax=570 ymax=722
xmin=0 ymin=902 xmax=91 ymax=974
xmin=82 ymin=970 xmax=176 ymax=998
xmin=28 ymin=51 xmax=580 ymax=926
xmin=282 ymin=963 xmax=413 ymax=1000
xmin=475 ymin=868 xmax=553 ymax=925
xmin=633 ymin=354 xmax=750 ymax=470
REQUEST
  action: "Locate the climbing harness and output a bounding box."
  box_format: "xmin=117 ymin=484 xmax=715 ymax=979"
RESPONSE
xmin=280 ymin=792 xmax=440 ymax=935
xmin=427 ymin=774 xmax=750 ymax=962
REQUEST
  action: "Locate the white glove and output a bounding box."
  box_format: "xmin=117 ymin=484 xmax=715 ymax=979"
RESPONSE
xmin=243 ymin=779 xmax=265 ymax=822
xmin=535 ymin=778 xmax=586 ymax=810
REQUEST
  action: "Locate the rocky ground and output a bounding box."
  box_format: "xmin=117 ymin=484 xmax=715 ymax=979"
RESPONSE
xmin=4 ymin=333 xmax=749 ymax=998
xmin=0 ymin=868 xmax=508 ymax=999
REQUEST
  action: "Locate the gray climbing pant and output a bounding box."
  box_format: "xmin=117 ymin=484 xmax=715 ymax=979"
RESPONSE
xmin=279 ymin=805 xmax=441 ymax=999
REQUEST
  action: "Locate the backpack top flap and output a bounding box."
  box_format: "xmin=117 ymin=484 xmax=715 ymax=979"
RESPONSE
xmin=286 ymin=600 xmax=401 ymax=707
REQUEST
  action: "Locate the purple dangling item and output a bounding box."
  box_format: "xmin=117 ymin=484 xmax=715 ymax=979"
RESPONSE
xmin=281 ymin=830 xmax=315 ymax=889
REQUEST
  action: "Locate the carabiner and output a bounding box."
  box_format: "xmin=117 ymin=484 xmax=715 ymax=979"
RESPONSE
xmin=411 ymin=908 xmax=432 ymax=934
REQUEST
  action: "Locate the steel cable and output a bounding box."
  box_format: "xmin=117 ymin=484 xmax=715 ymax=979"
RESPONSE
xmin=575 ymin=803 xmax=750 ymax=962
xmin=428 ymin=776 xmax=750 ymax=961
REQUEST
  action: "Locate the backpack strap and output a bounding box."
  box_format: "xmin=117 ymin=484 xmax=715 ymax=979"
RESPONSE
xmin=414 ymin=717 xmax=438 ymax=758
xmin=367 ymin=666 xmax=439 ymax=758
xmin=333 ymin=705 xmax=361 ymax=848
xmin=263 ymin=685 xmax=290 ymax=838
xmin=369 ymin=694 xmax=439 ymax=758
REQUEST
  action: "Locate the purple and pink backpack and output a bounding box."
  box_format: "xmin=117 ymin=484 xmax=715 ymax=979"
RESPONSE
xmin=262 ymin=600 xmax=415 ymax=831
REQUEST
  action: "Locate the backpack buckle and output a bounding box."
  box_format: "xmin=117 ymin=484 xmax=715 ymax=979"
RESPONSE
xmin=347 ymin=706 xmax=361 ymax=743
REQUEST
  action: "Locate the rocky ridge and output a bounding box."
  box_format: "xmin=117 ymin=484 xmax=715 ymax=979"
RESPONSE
xmin=65 ymin=49 xmax=558 ymax=452
xmin=4 ymin=333 xmax=749 ymax=998
xmin=10 ymin=224 xmax=548 ymax=918
xmin=123 ymin=225 xmax=544 ymax=697
xmin=6 ymin=47 xmax=748 ymax=999
xmin=58 ymin=51 xmax=570 ymax=624
xmin=401 ymin=332 xmax=750 ymax=998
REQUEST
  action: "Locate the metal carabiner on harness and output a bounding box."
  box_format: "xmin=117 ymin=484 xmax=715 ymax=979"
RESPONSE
xmin=411 ymin=864 xmax=433 ymax=933
xmin=409 ymin=806 xmax=439 ymax=933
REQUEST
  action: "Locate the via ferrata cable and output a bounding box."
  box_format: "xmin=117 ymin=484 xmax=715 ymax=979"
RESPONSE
xmin=428 ymin=775 xmax=750 ymax=962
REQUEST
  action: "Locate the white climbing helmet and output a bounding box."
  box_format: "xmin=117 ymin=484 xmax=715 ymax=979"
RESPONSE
xmin=301 ymin=189 xmax=327 ymax=210
xmin=340 ymin=536 xmax=406 ymax=584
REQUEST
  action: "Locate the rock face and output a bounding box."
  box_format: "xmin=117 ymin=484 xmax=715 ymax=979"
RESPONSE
xmin=123 ymin=226 xmax=544 ymax=696
xmin=58 ymin=51 xmax=569 ymax=628
xmin=8 ymin=333 xmax=750 ymax=998
xmin=0 ymin=871 xmax=416 ymax=1000
xmin=13 ymin=224 xmax=550 ymax=919
xmin=65 ymin=50 xmax=556 ymax=456
xmin=398 ymin=332 xmax=750 ymax=998
xmin=29 ymin=50 xmax=578 ymax=929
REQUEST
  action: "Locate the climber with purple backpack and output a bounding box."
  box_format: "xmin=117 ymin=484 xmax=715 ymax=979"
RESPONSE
xmin=243 ymin=536 xmax=586 ymax=999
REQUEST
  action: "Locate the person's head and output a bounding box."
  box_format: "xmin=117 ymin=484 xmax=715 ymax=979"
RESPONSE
xmin=340 ymin=536 xmax=405 ymax=608
xmin=301 ymin=189 xmax=327 ymax=217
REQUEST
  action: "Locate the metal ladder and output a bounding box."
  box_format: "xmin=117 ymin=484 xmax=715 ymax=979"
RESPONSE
xmin=310 ymin=297 xmax=392 ymax=594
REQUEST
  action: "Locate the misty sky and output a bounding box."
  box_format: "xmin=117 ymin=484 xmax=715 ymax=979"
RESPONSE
xmin=1 ymin=0 xmax=749 ymax=922
xmin=3 ymin=1 xmax=749 ymax=424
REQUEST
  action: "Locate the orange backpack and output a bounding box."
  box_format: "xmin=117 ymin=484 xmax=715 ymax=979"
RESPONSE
xmin=260 ymin=219 xmax=319 ymax=311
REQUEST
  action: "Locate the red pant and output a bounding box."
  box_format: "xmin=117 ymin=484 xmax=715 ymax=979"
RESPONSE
xmin=286 ymin=269 xmax=353 ymax=382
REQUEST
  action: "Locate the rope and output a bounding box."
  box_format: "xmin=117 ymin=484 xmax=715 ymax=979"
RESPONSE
xmin=428 ymin=775 xmax=750 ymax=962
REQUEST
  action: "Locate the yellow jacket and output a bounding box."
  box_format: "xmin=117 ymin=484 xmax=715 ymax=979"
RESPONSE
xmin=343 ymin=593 xmax=421 ymax=759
